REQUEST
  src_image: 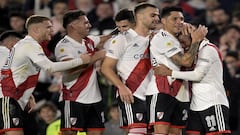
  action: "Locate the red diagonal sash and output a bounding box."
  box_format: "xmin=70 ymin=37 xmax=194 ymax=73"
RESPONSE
xmin=125 ymin=46 xmax=151 ymax=93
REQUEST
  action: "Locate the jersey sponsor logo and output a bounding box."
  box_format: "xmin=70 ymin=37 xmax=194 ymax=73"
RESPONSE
xmin=136 ymin=113 xmax=143 ymax=121
xmin=12 ymin=118 xmax=20 ymax=126
xmin=70 ymin=117 xmax=77 ymax=125
xmin=133 ymin=53 xmax=149 ymax=59
xmin=157 ymin=112 xmax=164 ymax=120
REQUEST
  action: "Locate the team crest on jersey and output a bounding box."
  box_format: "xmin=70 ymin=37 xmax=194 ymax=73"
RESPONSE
xmin=70 ymin=117 xmax=77 ymax=125
xmin=157 ymin=112 xmax=164 ymax=120
xmin=136 ymin=113 xmax=143 ymax=121
xmin=12 ymin=118 xmax=20 ymax=126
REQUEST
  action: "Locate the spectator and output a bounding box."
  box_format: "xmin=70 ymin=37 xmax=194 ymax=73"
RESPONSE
xmin=36 ymin=101 xmax=60 ymax=135
xmin=103 ymin=102 xmax=125 ymax=135
xmin=207 ymin=6 xmax=230 ymax=45
xmin=219 ymin=25 xmax=240 ymax=59
xmin=0 ymin=0 xmax=10 ymax=30
xmin=232 ymin=10 xmax=240 ymax=27
xmin=90 ymin=2 xmax=116 ymax=35
xmin=51 ymin=0 xmax=68 ymax=35
xmin=23 ymin=0 xmax=52 ymax=17
xmin=9 ymin=12 xmax=27 ymax=35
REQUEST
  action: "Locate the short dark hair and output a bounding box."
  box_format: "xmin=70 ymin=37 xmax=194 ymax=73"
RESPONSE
xmin=63 ymin=10 xmax=86 ymax=29
xmin=233 ymin=10 xmax=240 ymax=20
xmin=226 ymin=51 xmax=239 ymax=60
xmin=25 ymin=15 xmax=50 ymax=29
xmin=134 ymin=3 xmax=157 ymax=15
xmin=222 ymin=24 xmax=240 ymax=34
xmin=9 ymin=12 xmax=26 ymax=20
xmin=161 ymin=6 xmax=183 ymax=18
xmin=39 ymin=102 xmax=58 ymax=114
xmin=53 ymin=0 xmax=68 ymax=7
xmin=115 ymin=9 xmax=135 ymax=23
xmin=0 ymin=30 xmax=23 ymax=42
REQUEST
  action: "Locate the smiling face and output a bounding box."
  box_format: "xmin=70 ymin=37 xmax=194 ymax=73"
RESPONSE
xmin=37 ymin=20 xmax=53 ymax=41
xmin=116 ymin=20 xmax=135 ymax=33
xmin=71 ymin=15 xmax=92 ymax=38
xmin=161 ymin=11 xmax=184 ymax=36
xmin=139 ymin=7 xmax=160 ymax=30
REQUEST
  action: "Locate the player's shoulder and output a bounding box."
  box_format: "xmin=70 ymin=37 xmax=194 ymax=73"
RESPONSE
xmin=56 ymin=36 xmax=72 ymax=48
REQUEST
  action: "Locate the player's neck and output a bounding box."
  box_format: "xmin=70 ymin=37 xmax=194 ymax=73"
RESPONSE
xmin=134 ymin=25 xmax=150 ymax=37
xmin=68 ymin=33 xmax=84 ymax=43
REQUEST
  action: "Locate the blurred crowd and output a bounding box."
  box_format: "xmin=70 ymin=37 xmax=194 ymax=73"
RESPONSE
xmin=0 ymin=0 xmax=240 ymax=135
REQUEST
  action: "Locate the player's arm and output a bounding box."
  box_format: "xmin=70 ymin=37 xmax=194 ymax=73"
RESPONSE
xmin=170 ymin=25 xmax=208 ymax=67
xmin=34 ymin=53 xmax=91 ymax=73
xmin=155 ymin=44 xmax=213 ymax=81
xmin=63 ymin=50 xmax=106 ymax=75
xmin=154 ymin=64 xmax=207 ymax=81
xmin=95 ymin=35 xmax=112 ymax=49
xmin=101 ymin=57 xmax=134 ymax=103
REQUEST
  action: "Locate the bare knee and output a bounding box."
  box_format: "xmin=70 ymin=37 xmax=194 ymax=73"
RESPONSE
xmin=154 ymin=124 xmax=170 ymax=134
xmin=62 ymin=130 xmax=77 ymax=135
xmin=5 ymin=130 xmax=24 ymax=135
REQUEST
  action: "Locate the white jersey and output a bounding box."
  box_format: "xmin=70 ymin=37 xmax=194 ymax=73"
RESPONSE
xmin=0 ymin=46 xmax=9 ymax=69
xmin=0 ymin=36 xmax=47 ymax=109
xmin=106 ymin=29 xmax=152 ymax=101
xmin=55 ymin=35 xmax=102 ymax=104
xmin=174 ymin=40 xmax=229 ymax=111
xmin=146 ymin=29 xmax=190 ymax=102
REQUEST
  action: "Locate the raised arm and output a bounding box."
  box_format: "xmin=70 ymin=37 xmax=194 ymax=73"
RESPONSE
xmin=170 ymin=25 xmax=208 ymax=67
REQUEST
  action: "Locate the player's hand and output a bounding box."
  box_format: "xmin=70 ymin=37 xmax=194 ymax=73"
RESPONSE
xmin=80 ymin=53 xmax=91 ymax=64
xmin=27 ymin=95 xmax=36 ymax=113
xmin=118 ymin=84 xmax=134 ymax=104
xmin=190 ymin=25 xmax=208 ymax=43
xmin=153 ymin=64 xmax=172 ymax=76
xmin=91 ymin=50 xmax=106 ymax=63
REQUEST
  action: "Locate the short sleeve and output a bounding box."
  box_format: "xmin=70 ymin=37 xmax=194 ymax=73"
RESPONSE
xmin=24 ymin=43 xmax=49 ymax=63
xmin=151 ymin=33 xmax=181 ymax=58
xmin=54 ymin=39 xmax=75 ymax=61
xmin=105 ymin=34 xmax=126 ymax=59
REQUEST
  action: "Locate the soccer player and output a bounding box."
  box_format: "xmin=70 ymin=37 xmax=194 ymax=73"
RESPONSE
xmin=101 ymin=3 xmax=159 ymax=135
xmin=114 ymin=8 xmax=135 ymax=33
xmin=146 ymin=6 xmax=207 ymax=135
xmin=0 ymin=31 xmax=23 ymax=68
xmin=154 ymin=32 xmax=231 ymax=135
xmin=0 ymin=15 xmax=91 ymax=135
xmin=54 ymin=10 xmax=110 ymax=135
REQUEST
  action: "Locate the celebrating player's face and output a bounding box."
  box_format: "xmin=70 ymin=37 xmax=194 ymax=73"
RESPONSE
xmin=162 ymin=11 xmax=184 ymax=35
xmin=73 ymin=16 xmax=92 ymax=37
xmin=116 ymin=20 xmax=134 ymax=33
xmin=39 ymin=20 xmax=53 ymax=41
xmin=142 ymin=7 xmax=160 ymax=30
